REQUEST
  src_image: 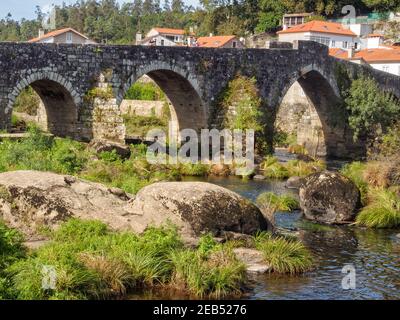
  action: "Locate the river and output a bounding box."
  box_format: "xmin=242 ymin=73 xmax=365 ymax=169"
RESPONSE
xmin=129 ymin=150 xmax=400 ymax=300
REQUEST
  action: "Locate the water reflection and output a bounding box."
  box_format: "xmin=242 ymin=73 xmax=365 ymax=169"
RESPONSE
xmin=187 ymin=176 xmax=400 ymax=300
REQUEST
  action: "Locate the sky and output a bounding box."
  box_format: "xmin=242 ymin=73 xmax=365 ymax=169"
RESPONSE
xmin=1 ymin=0 xmax=201 ymax=21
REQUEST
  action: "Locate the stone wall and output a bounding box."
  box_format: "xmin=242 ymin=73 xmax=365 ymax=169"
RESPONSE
xmin=276 ymin=81 xmax=327 ymax=157
xmin=120 ymin=100 xmax=166 ymax=117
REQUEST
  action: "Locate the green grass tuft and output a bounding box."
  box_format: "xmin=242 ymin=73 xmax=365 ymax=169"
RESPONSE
xmin=254 ymin=232 xmax=313 ymax=275
xmin=356 ymin=189 xmax=400 ymax=228
xmin=256 ymin=192 xmax=299 ymax=212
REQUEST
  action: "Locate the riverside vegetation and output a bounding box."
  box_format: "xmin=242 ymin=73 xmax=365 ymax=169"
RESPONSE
xmin=0 ymin=218 xmax=314 ymax=300
xmin=0 ymin=127 xmax=315 ymax=300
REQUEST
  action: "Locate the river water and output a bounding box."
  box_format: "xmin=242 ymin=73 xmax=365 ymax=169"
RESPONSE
xmin=131 ymin=150 xmax=400 ymax=300
xmin=183 ymin=175 xmax=400 ymax=300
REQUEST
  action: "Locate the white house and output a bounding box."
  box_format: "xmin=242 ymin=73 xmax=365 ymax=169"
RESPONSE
xmin=278 ymin=20 xmax=359 ymax=49
xmin=139 ymin=27 xmax=189 ymax=46
xmin=28 ymin=28 xmax=96 ymax=44
xmin=330 ymin=46 xmax=400 ymax=76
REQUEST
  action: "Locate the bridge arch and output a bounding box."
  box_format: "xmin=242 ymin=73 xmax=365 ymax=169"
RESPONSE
xmin=8 ymin=71 xmax=80 ymax=138
xmin=275 ymin=64 xmax=361 ymax=158
xmin=119 ymin=62 xmax=207 ymax=134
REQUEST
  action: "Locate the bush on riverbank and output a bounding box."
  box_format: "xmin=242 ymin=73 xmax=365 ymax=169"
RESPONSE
xmin=356 ymin=189 xmax=400 ymax=229
xmin=3 ymin=219 xmax=246 ymax=300
xmin=253 ymin=232 xmax=313 ymax=275
xmin=261 ymin=156 xmax=325 ymax=179
xmin=0 ymin=221 xmax=26 ymax=299
xmin=341 ymin=158 xmax=400 ymax=228
xmin=0 ymin=128 xmax=212 ymax=195
xmin=0 ymin=126 xmax=89 ymax=175
xmin=124 ymin=82 xmax=166 ymax=101
xmin=256 ymin=192 xmax=299 ymax=212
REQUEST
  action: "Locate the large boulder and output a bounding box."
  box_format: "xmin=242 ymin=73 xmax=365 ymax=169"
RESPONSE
xmin=129 ymin=182 xmax=271 ymax=240
xmin=0 ymin=171 xmax=135 ymax=238
xmin=299 ymin=171 xmax=360 ymax=224
xmin=0 ymin=171 xmax=270 ymax=241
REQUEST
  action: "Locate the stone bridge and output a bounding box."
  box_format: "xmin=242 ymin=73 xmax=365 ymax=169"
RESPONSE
xmin=1 ymin=41 xmax=399 ymax=159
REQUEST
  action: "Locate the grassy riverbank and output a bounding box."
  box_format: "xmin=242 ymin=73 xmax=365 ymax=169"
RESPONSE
xmin=0 ymin=219 xmax=314 ymax=300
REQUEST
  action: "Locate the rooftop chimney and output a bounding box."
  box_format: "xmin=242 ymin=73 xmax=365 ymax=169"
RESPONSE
xmin=38 ymin=29 xmax=45 ymax=38
xmin=209 ymin=33 xmax=213 ymax=37
xmin=348 ymin=47 xmax=355 ymax=59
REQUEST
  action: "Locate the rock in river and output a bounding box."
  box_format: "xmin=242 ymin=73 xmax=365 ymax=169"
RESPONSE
xmin=286 ymin=176 xmax=304 ymax=189
xmin=129 ymin=182 xmax=271 ymax=240
xmin=299 ymin=171 xmax=361 ymax=224
xmin=0 ymin=171 xmax=270 ymax=241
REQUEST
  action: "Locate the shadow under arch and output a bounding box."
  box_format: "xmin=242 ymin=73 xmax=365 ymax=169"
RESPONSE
xmin=120 ymin=63 xmax=208 ymax=134
xmin=276 ymin=65 xmax=360 ymax=159
xmin=9 ymin=72 xmax=79 ymax=138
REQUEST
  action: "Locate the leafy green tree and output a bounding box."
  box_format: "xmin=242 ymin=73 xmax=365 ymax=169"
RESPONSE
xmin=345 ymin=75 xmax=400 ymax=140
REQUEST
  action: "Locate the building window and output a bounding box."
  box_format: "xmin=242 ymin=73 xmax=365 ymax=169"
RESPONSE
xmin=161 ymin=39 xmax=165 ymax=46
xmin=331 ymin=40 xmax=336 ymax=47
xmin=354 ymin=42 xmax=358 ymax=49
xmin=343 ymin=41 xmax=348 ymax=48
xmin=66 ymin=32 xmax=72 ymax=43
xmin=232 ymin=41 xmax=237 ymax=48
xmin=306 ymin=35 xmax=331 ymax=46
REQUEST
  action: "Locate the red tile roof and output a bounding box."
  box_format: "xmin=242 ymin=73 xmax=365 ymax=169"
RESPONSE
xmin=153 ymin=27 xmax=186 ymax=35
xmin=278 ymin=20 xmax=356 ymax=37
xmin=28 ymin=28 xmax=89 ymax=43
xmin=197 ymin=35 xmax=236 ymax=48
xmin=329 ymin=47 xmax=400 ymax=63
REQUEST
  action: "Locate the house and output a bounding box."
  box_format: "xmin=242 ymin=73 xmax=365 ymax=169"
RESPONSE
xmin=197 ymin=35 xmax=245 ymax=48
xmin=28 ymin=28 xmax=96 ymax=44
xmin=139 ymin=27 xmax=190 ymax=46
xmin=282 ymin=13 xmax=313 ymax=30
xmin=330 ymin=46 xmax=400 ymax=76
xmin=278 ymin=20 xmax=358 ymax=49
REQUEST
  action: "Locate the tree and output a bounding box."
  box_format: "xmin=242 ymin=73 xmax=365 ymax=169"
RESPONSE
xmin=345 ymin=75 xmax=400 ymax=140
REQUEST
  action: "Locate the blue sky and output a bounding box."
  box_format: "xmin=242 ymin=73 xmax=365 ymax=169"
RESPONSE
xmin=1 ymin=0 xmax=201 ymax=21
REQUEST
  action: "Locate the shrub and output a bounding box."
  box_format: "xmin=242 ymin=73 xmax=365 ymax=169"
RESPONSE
xmin=0 ymin=221 xmax=26 ymax=299
xmin=261 ymin=157 xmax=289 ymax=179
xmin=285 ymin=159 xmax=325 ymax=177
xmin=170 ymin=246 xmax=245 ymax=299
xmin=340 ymin=162 xmax=369 ymax=205
xmin=260 ymin=156 xmax=324 ymax=179
xmin=218 ymin=75 xmax=267 ymax=154
xmin=345 ymin=75 xmax=400 ymax=141
xmin=256 ymin=192 xmax=299 ymax=212
xmin=13 ymin=86 xmax=40 ymax=115
xmin=254 ymin=232 xmax=313 ymax=275
xmin=356 ymin=189 xmax=400 ymax=228
xmin=124 ymin=82 xmax=166 ymax=101
xmin=123 ymin=114 xmax=168 ymax=138
xmin=288 ymin=144 xmax=308 ymax=155
xmin=5 ymin=219 xmax=246 ymax=300
xmin=178 ymin=163 xmax=210 ymax=176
